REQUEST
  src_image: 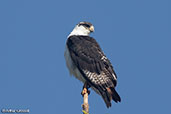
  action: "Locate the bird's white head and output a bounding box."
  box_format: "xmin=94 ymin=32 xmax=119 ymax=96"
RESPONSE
xmin=68 ymin=22 xmax=94 ymax=37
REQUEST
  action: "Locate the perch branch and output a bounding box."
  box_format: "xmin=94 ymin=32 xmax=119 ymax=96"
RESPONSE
xmin=81 ymin=83 xmax=90 ymax=114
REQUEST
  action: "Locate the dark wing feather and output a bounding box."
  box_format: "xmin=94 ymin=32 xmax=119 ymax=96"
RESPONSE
xmin=67 ymin=35 xmax=120 ymax=107
xmin=67 ymin=35 xmax=117 ymax=86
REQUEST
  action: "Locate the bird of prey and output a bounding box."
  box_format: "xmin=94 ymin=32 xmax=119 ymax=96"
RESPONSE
xmin=64 ymin=22 xmax=121 ymax=108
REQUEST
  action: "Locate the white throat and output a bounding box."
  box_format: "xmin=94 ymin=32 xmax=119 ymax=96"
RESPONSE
xmin=68 ymin=25 xmax=90 ymax=38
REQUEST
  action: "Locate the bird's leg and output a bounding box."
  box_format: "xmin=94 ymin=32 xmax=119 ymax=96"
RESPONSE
xmin=81 ymin=82 xmax=90 ymax=96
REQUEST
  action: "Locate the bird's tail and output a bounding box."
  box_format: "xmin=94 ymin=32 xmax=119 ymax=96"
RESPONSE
xmin=101 ymin=87 xmax=121 ymax=108
xmin=110 ymin=87 xmax=121 ymax=103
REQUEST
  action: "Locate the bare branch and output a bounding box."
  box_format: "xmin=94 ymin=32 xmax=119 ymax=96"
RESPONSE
xmin=82 ymin=88 xmax=89 ymax=114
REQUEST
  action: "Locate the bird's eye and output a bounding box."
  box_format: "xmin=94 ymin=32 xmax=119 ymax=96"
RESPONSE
xmin=83 ymin=24 xmax=90 ymax=28
xmin=79 ymin=24 xmax=90 ymax=28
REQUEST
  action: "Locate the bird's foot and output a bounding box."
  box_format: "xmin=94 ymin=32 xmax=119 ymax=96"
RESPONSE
xmin=81 ymin=88 xmax=90 ymax=96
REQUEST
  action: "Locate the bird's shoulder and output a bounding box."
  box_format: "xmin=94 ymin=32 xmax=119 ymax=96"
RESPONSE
xmin=67 ymin=35 xmax=99 ymax=48
xmin=67 ymin=35 xmax=102 ymax=57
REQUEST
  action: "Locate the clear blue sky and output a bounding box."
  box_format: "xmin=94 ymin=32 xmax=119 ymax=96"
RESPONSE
xmin=0 ymin=0 xmax=170 ymax=114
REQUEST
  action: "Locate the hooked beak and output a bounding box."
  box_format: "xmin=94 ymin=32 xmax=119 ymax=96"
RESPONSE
xmin=89 ymin=25 xmax=94 ymax=32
